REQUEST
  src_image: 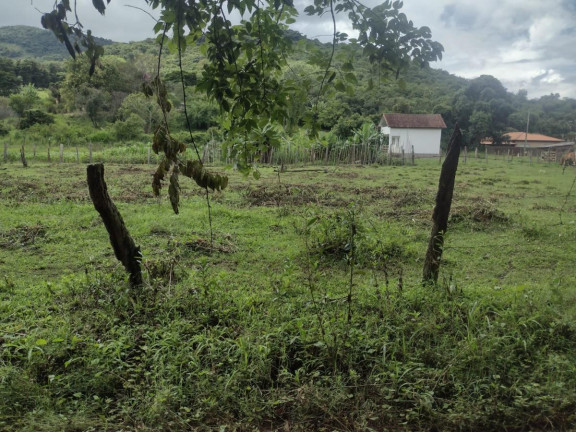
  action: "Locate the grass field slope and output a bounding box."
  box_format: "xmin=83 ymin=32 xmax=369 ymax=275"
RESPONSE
xmin=1 ymin=156 xmax=576 ymax=431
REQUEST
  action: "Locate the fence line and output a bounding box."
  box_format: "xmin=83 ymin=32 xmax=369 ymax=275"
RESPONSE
xmin=0 ymin=138 xmax=573 ymax=168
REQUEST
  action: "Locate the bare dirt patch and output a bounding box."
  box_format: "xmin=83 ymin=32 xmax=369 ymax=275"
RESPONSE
xmin=0 ymin=224 xmax=47 ymax=249
xmin=185 ymin=236 xmax=236 ymax=254
xmin=243 ymin=184 xmax=325 ymax=207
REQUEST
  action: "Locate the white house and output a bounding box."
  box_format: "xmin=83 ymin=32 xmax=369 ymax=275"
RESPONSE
xmin=379 ymin=113 xmax=446 ymax=156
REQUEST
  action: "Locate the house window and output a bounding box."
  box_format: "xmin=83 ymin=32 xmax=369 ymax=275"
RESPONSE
xmin=391 ymin=136 xmax=400 ymax=153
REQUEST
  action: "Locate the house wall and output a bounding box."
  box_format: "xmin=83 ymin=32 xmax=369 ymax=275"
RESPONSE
xmin=483 ymin=143 xmax=574 ymax=156
xmin=510 ymin=140 xmax=563 ymax=148
xmin=382 ymin=127 xmax=442 ymax=155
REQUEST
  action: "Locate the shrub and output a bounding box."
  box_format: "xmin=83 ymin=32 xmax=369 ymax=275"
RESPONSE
xmin=87 ymin=128 xmax=115 ymax=143
xmin=0 ymin=121 xmax=9 ymax=136
xmin=114 ymin=113 xmax=145 ymax=142
xmin=18 ymin=109 xmax=54 ymax=129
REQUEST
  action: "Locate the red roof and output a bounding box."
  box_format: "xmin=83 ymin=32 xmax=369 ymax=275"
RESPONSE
xmin=503 ymin=132 xmax=563 ymax=143
xmin=482 ymin=132 xmax=565 ymax=145
xmin=381 ymin=113 xmax=446 ymax=129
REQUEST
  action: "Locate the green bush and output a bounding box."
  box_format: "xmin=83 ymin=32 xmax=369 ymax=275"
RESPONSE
xmin=114 ymin=114 xmax=145 ymax=142
xmin=87 ymin=128 xmax=115 ymax=143
xmin=18 ymin=109 xmax=54 ymax=129
xmin=0 ymin=121 xmax=9 ymax=136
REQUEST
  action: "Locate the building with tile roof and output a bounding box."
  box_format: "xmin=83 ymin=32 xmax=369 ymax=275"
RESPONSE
xmin=379 ymin=113 xmax=446 ymax=156
xmin=481 ymin=132 xmax=565 ymax=148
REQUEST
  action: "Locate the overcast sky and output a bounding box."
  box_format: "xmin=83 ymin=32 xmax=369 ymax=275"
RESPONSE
xmin=5 ymin=0 xmax=576 ymax=99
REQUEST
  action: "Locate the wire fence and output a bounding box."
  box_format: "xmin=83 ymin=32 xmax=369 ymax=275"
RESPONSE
xmin=1 ymin=137 xmax=574 ymax=168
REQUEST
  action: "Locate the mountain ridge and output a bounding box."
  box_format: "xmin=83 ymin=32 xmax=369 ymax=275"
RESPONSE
xmin=0 ymin=25 xmax=115 ymax=61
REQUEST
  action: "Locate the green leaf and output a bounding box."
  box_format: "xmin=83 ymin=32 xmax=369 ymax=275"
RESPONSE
xmin=327 ymin=71 xmax=336 ymax=84
xmin=307 ymin=216 xmax=319 ymax=226
xmin=35 ymin=339 xmax=48 ymax=346
xmin=92 ymin=0 xmax=106 ymax=15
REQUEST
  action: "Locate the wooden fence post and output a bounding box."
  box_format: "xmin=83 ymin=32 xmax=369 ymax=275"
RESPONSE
xmin=20 ymin=144 xmax=28 ymax=168
xmin=423 ymin=125 xmax=462 ymax=285
xmin=59 ymin=144 xmax=64 ymax=163
xmin=3 ymin=141 xmax=7 ymax=162
xmin=87 ymin=164 xmax=143 ymax=287
xmin=89 ymin=142 xmax=93 ymax=163
xmin=411 ymin=145 xmax=415 ymax=166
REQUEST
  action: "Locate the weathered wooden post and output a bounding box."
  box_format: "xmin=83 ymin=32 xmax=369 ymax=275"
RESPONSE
xmin=3 ymin=141 xmax=7 ymax=163
xmin=464 ymin=146 xmax=467 ymax=164
xmin=89 ymin=142 xmax=93 ymax=163
xmin=485 ymin=146 xmax=488 ymax=162
xmin=411 ymin=145 xmax=415 ymax=166
xmin=87 ymin=164 xmax=143 ymax=287
xmin=20 ymin=144 xmax=28 ymax=168
xmin=401 ymin=148 xmax=405 ymax=165
xmin=423 ymin=125 xmax=462 ymax=285
xmin=474 ymin=147 xmax=478 ymax=159
xmin=59 ymin=143 xmax=64 ymax=163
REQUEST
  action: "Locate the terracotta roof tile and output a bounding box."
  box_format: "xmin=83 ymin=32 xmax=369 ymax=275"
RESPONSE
xmin=503 ymin=132 xmax=564 ymax=142
xmin=381 ymin=113 xmax=446 ymax=129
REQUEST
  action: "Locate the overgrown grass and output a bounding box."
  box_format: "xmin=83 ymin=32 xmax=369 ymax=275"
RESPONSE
xmin=1 ymin=157 xmax=576 ymax=431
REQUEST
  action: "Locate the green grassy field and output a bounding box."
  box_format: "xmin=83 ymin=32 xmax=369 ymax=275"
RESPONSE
xmin=1 ymin=156 xmax=576 ymax=431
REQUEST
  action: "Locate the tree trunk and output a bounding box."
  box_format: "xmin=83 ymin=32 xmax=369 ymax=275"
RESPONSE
xmin=422 ymin=125 xmax=462 ymax=285
xmin=87 ymin=163 xmax=143 ymax=287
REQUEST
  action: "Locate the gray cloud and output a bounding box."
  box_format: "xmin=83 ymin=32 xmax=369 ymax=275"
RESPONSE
xmin=440 ymin=4 xmax=479 ymax=30
xmin=3 ymin=0 xmax=576 ymax=98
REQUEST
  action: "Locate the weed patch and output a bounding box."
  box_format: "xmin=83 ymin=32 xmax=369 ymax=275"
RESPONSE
xmin=450 ymin=201 xmax=510 ymax=227
xmin=0 ymin=224 xmax=47 ymax=249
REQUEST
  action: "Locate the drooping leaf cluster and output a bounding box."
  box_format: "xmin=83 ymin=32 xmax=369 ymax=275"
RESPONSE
xmin=146 ymin=75 xmax=229 ymax=214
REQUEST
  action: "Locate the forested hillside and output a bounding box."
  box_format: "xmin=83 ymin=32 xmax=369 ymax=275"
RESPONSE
xmin=1 ymin=25 xmax=575 ymax=149
xmin=0 ymin=26 xmax=113 ymax=60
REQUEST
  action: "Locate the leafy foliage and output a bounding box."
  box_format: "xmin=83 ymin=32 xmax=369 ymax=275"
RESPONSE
xmin=147 ymin=74 xmax=229 ymax=213
xmin=8 ymin=84 xmax=41 ymax=116
xmin=18 ymin=109 xmax=55 ymax=129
